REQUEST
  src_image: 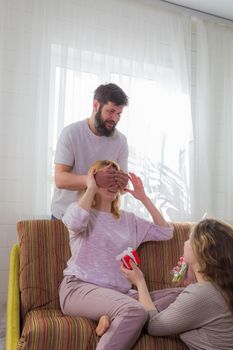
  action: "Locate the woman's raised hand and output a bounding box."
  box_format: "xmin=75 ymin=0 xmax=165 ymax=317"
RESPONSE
xmin=86 ymin=169 xmax=98 ymax=191
xmin=124 ymin=172 xmax=147 ymax=201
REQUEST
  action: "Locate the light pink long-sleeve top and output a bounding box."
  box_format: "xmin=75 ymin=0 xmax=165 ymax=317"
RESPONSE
xmin=62 ymin=203 xmax=173 ymax=294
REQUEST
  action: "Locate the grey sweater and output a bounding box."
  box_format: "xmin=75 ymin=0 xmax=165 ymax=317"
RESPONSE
xmin=148 ymin=282 xmax=233 ymax=350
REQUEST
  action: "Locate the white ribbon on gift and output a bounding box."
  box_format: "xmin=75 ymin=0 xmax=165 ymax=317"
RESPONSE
xmin=116 ymin=247 xmax=136 ymax=262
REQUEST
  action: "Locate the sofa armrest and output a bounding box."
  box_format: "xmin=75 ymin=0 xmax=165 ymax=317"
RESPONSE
xmin=6 ymin=244 xmax=20 ymax=350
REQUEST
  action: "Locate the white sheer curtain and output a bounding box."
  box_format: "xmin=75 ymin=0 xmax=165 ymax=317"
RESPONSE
xmin=1 ymin=0 xmax=193 ymax=223
xmin=48 ymin=1 xmax=193 ymax=221
xmin=191 ymin=18 xmax=233 ymax=222
xmin=0 ymin=0 xmax=50 ymax=221
xmin=2 ymin=0 xmax=233 ymax=320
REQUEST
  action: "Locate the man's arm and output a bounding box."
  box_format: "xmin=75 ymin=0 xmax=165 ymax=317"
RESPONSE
xmin=55 ymin=163 xmax=87 ymax=190
xmin=55 ymin=163 xmax=119 ymax=191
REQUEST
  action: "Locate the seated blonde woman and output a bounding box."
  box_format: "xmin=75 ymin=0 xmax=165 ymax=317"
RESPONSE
xmin=59 ymin=160 xmax=174 ymax=350
xmin=120 ymin=218 xmax=233 ymax=350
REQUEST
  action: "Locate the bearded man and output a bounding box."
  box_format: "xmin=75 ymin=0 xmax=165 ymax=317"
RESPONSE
xmin=51 ymin=83 xmax=129 ymax=220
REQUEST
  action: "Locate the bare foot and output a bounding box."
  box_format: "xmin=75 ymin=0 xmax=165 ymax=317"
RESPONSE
xmin=96 ymin=315 xmax=110 ymax=336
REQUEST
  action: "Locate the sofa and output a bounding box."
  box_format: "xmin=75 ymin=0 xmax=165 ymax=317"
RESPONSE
xmin=6 ymin=220 xmax=192 ymax=350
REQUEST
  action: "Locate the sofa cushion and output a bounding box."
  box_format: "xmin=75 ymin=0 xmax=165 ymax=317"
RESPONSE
xmin=17 ymin=309 xmax=98 ymax=350
xmin=134 ymin=333 xmax=188 ymax=350
xmin=17 ymin=309 xmax=188 ymax=350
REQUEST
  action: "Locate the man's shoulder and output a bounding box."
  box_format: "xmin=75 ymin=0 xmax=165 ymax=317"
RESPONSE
xmin=61 ymin=119 xmax=87 ymax=136
xmin=113 ymin=128 xmax=127 ymax=143
xmin=64 ymin=119 xmax=86 ymax=131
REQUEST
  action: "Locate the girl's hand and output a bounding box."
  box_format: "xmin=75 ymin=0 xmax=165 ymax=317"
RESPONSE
xmin=86 ymin=169 xmax=98 ymax=191
xmin=124 ymin=173 xmax=147 ymax=201
xmin=172 ymin=258 xmax=196 ymax=286
xmin=120 ymin=261 xmax=145 ymax=287
xmin=172 ymin=257 xmax=185 ymax=272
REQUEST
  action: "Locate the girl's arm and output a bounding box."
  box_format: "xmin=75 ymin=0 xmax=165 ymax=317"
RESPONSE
xmin=124 ymin=173 xmax=169 ymax=227
xmin=133 ymin=278 xmax=156 ymax=311
xmin=78 ymin=170 xmax=98 ymax=212
xmin=62 ymin=170 xmax=97 ymax=233
xmin=140 ymin=196 xmax=168 ymax=227
xmin=121 ymin=263 xmax=210 ymax=337
xmin=120 ymin=262 xmax=156 ymax=311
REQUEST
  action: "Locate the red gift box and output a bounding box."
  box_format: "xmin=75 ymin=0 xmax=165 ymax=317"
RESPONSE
xmin=116 ymin=247 xmax=141 ymax=269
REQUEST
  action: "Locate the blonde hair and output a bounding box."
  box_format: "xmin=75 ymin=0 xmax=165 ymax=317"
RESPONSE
xmin=88 ymin=160 xmax=121 ymax=219
xmin=192 ymin=219 xmax=233 ymax=313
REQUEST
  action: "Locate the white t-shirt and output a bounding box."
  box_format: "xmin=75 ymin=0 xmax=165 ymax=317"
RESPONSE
xmin=51 ymin=119 xmax=128 ymax=219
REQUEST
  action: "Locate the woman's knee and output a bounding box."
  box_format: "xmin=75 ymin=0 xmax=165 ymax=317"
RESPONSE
xmin=118 ymin=302 xmax=148 ymax=323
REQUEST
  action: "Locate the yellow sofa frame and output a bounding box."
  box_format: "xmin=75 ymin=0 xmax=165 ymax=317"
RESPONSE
xmin=6 ymin=244 xmax=20 ymax=350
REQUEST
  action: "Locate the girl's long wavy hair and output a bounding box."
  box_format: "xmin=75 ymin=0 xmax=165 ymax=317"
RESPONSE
xmin=88 ymin=160 xmax=121 ymax=219
xmin=192 ymin=218 xmax=233 ymax=314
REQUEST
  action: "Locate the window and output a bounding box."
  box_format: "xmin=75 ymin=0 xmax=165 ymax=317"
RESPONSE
xmin=48 ymin=45 xmax=192 ymax=220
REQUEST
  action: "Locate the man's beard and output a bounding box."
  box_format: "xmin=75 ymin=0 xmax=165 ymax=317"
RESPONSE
xmin=94 ymin=107 xmax=116 ymax=137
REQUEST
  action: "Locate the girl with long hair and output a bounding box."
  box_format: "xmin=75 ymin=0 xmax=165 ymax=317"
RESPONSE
xmin=120 ymin=218 xmax=233 ymax=350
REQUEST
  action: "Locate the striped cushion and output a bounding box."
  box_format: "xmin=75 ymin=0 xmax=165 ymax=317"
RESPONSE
xmin=16 ymin=310 xmax=187 ymax=350
xmin=17 ymin=309 xmax=98 ymax=350
xmin=18 ymin=220 xmax=70 ymax=320
xmin=134 ymin=333 xmax=188 ymax=350
xmin=17 ymin=220 xmax=192 ymax=350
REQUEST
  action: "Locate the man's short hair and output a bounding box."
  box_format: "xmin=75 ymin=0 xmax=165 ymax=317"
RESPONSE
xmin=94 ymin=83 xmax=128 ymax=106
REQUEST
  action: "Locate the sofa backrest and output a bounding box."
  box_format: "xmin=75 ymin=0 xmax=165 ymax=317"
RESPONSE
xmin=138 ymin=222 xmax=193 ymax=291
xmin=18 ymin=220 xmax=70 ymax=321
xmin=18 ymin=220 xmax=193 ymax=321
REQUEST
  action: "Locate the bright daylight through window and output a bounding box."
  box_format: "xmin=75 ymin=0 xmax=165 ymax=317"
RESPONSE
xmin=48 ymin=46 xmax=192 ymax=221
